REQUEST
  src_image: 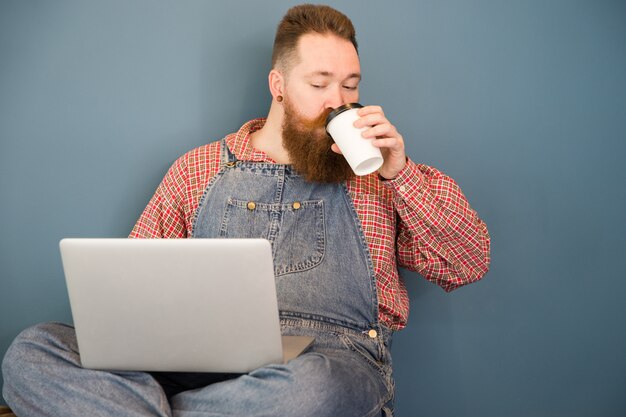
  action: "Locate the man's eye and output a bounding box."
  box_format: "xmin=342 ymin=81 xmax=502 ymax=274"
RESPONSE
xmin=311 ymin=84 xmax=325 ymax=89
xmin=343 ymin=85 xmax=358 ymax=91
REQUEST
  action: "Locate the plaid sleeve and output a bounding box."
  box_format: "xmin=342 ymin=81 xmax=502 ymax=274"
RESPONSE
xmin=129 ymin=154 xmax=191 ymax=238
xmin=385 ymin=159 xmax=491 ymax=292
xmin=129 ymin=142 xmax=222 ymax=239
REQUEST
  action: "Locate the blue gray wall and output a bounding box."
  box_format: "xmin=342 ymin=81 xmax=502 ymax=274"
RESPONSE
xmin=1 ymin=1 xmax=625 ymax=415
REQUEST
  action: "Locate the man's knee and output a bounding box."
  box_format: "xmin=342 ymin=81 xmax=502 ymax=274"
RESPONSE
xmin=2 ymin=322 xmax=75 ymax=379
xmin=274 ymin=352 xmax=388 ymax=416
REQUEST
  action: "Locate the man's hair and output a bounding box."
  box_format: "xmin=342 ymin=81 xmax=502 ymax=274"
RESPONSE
xmin=271 ymin=4 xmax=358 ymax=72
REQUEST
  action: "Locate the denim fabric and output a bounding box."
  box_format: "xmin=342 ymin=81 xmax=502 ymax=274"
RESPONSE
xmin=2 ymin=322 xmax=171 ymax=417
xmin=193 ymin=140 xmax=380 ymax=332
xmin=1 ymin=139 xmax=395 ymax=416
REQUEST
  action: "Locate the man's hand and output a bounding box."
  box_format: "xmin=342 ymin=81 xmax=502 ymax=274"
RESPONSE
xmin=331 ymin=105 xmax=406 ymax=179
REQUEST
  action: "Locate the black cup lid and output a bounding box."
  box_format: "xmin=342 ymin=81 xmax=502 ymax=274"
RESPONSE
xmin=325 ymin=103 xmax=363 ymax=126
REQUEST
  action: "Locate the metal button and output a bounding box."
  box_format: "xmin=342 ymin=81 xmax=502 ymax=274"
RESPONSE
xmin=292 ymin=201 xmax=301 ymax=210
xmin=225 ymin=161 xmax=236 ymax=167
xmin=368 ymin=329 xmax=378 ymax=339
xmin=247 ymin=201 xmax=256 ymax=210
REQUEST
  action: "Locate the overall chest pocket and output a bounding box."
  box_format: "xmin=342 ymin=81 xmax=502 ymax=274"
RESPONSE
xmin=219 ymin=198 xmax=326 ymax=276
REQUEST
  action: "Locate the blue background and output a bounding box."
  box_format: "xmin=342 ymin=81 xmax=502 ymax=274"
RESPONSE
xmin=1 ymin=1 xmax=625 ymax=415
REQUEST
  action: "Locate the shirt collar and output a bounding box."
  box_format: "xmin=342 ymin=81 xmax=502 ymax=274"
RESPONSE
xmin=225 ymin=118 xmax=275 ymax=163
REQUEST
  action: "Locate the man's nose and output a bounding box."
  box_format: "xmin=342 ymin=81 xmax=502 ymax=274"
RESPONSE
xmin=324 ymin=87 xmax=350 ymax=110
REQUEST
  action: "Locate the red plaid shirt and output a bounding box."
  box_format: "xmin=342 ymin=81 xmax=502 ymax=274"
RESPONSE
xmin=130 ymin=119 xmax=491 ymax=330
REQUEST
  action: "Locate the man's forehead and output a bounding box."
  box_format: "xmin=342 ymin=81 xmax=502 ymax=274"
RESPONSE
xmin=295 ymin=33 xmax=359 ymax=62
xmin=291 ymin=37 xmax=361 ymax=80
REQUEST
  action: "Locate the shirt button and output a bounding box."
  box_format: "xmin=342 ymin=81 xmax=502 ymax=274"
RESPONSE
xmin=368 ymin=329 xmax=378 ymax=339
xmin=292 ymin=201 xmax=301 ymax=210
xmin=247 ymin=201 xmax=256 ymax=210
xmin=398 ymin=185 xmax=406 ymax=193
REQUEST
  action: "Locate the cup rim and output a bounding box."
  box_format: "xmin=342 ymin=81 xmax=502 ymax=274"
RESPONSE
xmin=325 ymin=103 xmax=363 ymax=127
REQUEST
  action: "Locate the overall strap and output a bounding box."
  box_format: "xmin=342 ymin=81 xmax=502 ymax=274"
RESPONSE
xmin=220 ymin=138 xmax=238 ymax=165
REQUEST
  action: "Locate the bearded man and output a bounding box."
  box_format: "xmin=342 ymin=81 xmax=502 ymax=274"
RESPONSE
xmin=2 ymin=5 xmax=490 ymax=417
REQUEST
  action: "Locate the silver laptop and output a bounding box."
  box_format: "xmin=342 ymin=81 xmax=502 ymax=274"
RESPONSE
xmin=59 ymin=238 xmax=314 ymax=373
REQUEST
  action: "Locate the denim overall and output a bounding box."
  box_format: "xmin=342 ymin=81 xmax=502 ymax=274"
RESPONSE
xmin=178 ymin=139 xmax=395 ymax=415
xmin=2 ymin=139 xmax=395 ymax=417
xmin=194 ymin=139 xmax=381 ymax=332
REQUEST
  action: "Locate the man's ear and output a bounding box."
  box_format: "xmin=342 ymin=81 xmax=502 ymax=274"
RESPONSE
xmin=268 ymin=69 xmax=285 ymax=102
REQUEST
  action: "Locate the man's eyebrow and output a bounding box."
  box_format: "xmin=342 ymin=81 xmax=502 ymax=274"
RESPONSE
xmin=307 ymin=71 xmax=361 ymax=80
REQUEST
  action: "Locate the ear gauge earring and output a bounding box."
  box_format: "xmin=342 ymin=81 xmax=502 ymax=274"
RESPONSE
xmin=276 ymin=95 xmax=283 ymax=102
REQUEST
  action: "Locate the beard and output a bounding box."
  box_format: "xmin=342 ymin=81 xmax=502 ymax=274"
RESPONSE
xmin=281 ymin=99 xmax=355 ymax=183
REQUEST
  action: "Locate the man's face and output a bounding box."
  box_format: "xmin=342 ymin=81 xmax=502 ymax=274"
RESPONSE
xmin=280 ymin=33 xmax=361 ymax=182
xmin=282 ymin=33 xmax=361 ymax=120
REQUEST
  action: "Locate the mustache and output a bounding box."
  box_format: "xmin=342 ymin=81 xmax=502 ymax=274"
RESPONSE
xmin=298 ymin=107 xmax=334 ymax=132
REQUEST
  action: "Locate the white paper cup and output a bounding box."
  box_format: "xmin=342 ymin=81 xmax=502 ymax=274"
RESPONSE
xmin=326 ymin=103 xmax=383 ymax=176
